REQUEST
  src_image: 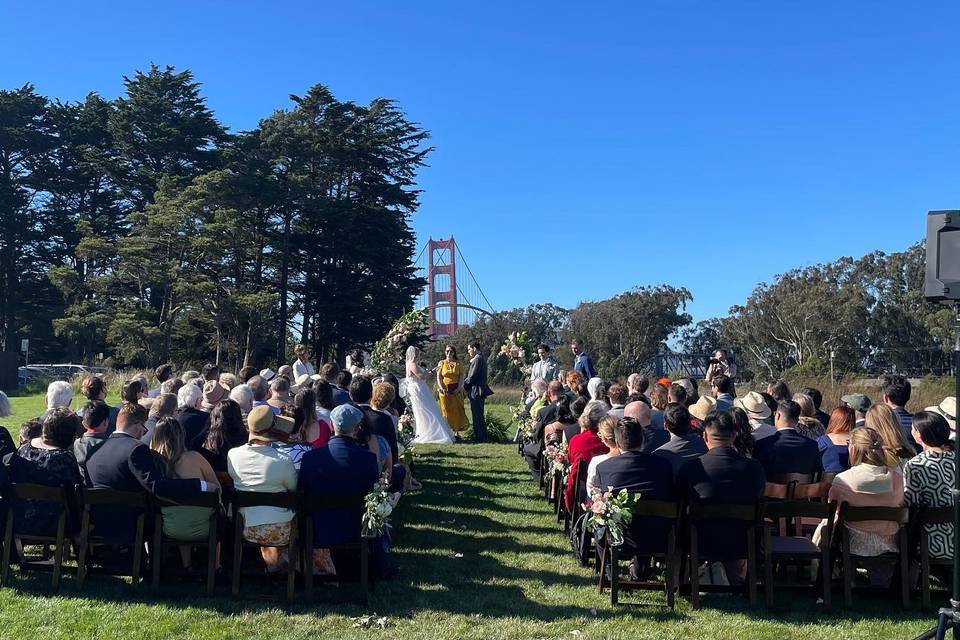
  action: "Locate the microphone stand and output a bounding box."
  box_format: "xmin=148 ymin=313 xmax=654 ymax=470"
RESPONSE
xmin=913 ymin=301 xmax=960 ymax=640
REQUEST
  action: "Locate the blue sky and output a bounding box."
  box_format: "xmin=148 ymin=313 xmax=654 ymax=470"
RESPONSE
xmin=3 ymin=1 xmax=958 ymax=324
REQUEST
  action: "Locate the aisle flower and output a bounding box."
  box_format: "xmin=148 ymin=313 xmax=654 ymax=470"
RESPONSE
xmin=585 ymin=488 xmax=639 ymax=547
xmin=362 ymin=477 xmax=397 ymax=538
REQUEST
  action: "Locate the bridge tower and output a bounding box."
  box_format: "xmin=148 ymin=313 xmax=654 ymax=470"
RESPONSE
xmin=427 ymin=237 xmax=458 ymax=337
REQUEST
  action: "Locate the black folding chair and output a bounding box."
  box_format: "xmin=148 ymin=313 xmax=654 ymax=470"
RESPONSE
xmin=916 ymin=505 xmax=952 ymax=610
xmin=1 ymin=483 xmax=74 ymax=589
xmin=77 ymin=488 xmax=149 ymax=589
xmin=301 ymin=492 xmax=370 ymax=603
xmin=151 ymin=492 xmax=221 ymax=594
xmin=231 ymin=491 xmax=299 ymax=600
xmin=837 ymin=504 xmax=910 ymax=609
xmin=687 ymin=502 xmax=760 ymax=609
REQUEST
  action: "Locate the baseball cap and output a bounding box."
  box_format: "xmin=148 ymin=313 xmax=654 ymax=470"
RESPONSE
xmin=331 ymin=404 xmax=364 ymax=432
xmin=841 ymin=393 xmax=871 ymax=413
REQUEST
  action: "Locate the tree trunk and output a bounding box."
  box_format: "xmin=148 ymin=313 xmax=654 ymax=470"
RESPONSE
xmin=277 ymin=210 xmax=291 ymax=363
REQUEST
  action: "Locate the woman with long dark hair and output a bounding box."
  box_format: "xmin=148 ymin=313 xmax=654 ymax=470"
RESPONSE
xmin=201 ymin=400 xmax=248 ymax=475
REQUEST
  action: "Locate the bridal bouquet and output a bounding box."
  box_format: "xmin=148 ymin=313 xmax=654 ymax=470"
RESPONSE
xmin=585 ymin=488 xmax=640 ymax=547
xmin=370 ymin=309 xmax=431 ymax=373
xmin=362 ymin=477 xmax=396 ymax=538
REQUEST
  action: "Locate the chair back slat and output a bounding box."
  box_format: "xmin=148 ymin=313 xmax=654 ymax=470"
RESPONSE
xmin=11 ymin=483 xmax=69 ymax=503
xmin=839 ymin=504 xmax=908 ymax=524
xmin=234 ymin=490 xmax=298 ymax=510
xmin=764 ymin=483 xmax=789 ymax=500
xmin=920 ymin=506 xmax=954 ymax=525
xmin=81 ymin=488 xmax=149 ymax=508
xmin=631 ymin=499 xmax=679 ymax=519
xmin=763 ymin=500 xmax=833 ymax=520
xmin=793 ymin=481 xmax=830 ymax=501
xmin=767 ymin=473 xmax=813 ymax=486
xmin=689 ymin=502 xmax=757 ymax=521
xmin=302 ymin=493 xmax=364 ymax=511
xmin=155 ymin=492 xmax=221 ymax=509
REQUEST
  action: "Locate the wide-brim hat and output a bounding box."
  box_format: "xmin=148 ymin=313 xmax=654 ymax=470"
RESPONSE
xmin=734 ymin=391 xmax=771 ymax=421
xmin=246 ymin=404 xmax=295 ymax=441
xmin=689 ymin=395 xmax=717 ymax=422
xmin=259 ymin=368 xmax=277 ymax=382
xmin=201 ymin=380 xmax=228 ymax=409
xmin=925 ymin=397 xmax=957 ymax=431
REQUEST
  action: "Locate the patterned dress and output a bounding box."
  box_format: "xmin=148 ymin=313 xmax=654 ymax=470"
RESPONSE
xmin=904 ymin=450 xmax=956 ymax=560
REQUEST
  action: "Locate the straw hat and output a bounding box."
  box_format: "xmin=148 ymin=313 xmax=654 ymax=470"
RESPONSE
xmin=246 ymin=404 xmax=295 ymax=441
xmin=689 ymin=395 xmax=717 ymax=422
xmin=734 ymin=391 xmax=771 ymax=421
xmin=925 ymin=397 xmax=957 ymax=431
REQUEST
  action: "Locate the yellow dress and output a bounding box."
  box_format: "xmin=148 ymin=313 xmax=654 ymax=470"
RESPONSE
xmin=437 ymin=359 xmax=469 ymax=432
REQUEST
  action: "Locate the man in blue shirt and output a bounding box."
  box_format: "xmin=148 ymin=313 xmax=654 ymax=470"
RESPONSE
xmin=570 ymin=338 xmax=596 ymax=380
xmin=881 ymin=373 xmax=919 ymax=453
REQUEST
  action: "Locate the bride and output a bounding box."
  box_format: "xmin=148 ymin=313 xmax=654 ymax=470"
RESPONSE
xmin=402 ymin=346 xmax=455 ymax=444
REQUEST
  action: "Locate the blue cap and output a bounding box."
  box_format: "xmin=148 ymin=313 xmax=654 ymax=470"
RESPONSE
xmin=331 ymin=404 xmax=364 ymax=432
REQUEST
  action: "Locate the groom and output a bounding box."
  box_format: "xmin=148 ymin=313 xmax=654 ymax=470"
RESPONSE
xmin=464 ymin=341 xmax=493 ymax=443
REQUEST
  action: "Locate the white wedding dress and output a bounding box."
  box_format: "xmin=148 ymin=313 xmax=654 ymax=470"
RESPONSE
xmin=402 ymin=348 xmax=455 ymax=444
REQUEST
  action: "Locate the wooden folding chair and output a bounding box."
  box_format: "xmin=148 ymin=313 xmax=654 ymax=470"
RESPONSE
xmin=687 ymin=502 xmax=760 ymax=609
xmin=838 ymin=504 xmax=910 ymax=608
xmin=1 ymin=483 xmax=73 ymax=589
xmin=917 ymin=505 xmax=953 ymax=610
xmin=151 ymin=491 xmax=221 ymax=594
xmin=762 ymin=496 xmax=835 ymax=609
xmin=77 ymin=488 xmax=149 ymax=589
xmin=301 ymin=492 xmax=369 ymax=603
xmin=231 ymin=491 xmax=299 ymax=600
xmin=598 ymin=499 xmax=680 ymax=609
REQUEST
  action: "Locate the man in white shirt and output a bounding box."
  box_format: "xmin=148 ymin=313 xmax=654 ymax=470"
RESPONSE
xmin=530 ymin=344 xmax=560 ymax=384
xmin=292 ymin=343 xmax=315 ymax=379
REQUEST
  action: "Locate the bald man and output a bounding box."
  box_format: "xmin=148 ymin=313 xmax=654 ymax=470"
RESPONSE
xmin=624 ymin=401 xmax=669 ymax=453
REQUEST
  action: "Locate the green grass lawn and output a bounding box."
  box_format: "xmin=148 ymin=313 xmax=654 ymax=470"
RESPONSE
xmin=0 ymin=395 xmax=945 ymax=639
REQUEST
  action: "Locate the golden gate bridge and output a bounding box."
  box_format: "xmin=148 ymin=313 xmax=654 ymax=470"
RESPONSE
xmin=413 ymin=237 xmax=497 ymax=337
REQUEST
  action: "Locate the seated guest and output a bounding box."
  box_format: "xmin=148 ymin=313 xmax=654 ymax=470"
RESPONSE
xmin=294 ymin=387 xmax=331 ymax=448
xmin=626 ymin=373 xmax=650 ymax=405
xmin=654 ymin=403 xmax=707 ymax=476
xmin=544 ymin=396 xmax=577 ymax=445
xmin=667 ymin=383 xmax=688 ymax=407
xmin=711 ymin=374 xmax=735 ymax=412
xmin=229 ymin=383 xmax=254 ymax=417
xmin=793 ymin=393 xmax=826 ymax=440
xmin=239 ymin=366 xmax=258 ymax=384
xmin=143 ymin=392 xmax=177 ymax=444
xmin=522 ymin=381 xmax=566 ymax=476
xmin=299 ymin=404 xmax=381 ymax=576
xmin=150 ymin=417 xmax=221 ymax=569
xmin=219 ymin=372 xmax=239 ymax=390
xmin=881 ymin=373 xmax=919 ymax=453
xmin=351 ymin=376 xmax=399 ymax=464
xmin=587 ymin=377 xmax=609 ymax=406
xmin=676 ymin=412 xmax=766 ymax=586
xmin=370 ymin=382 xmax=399 ymax=424
xmin=267 ymin=377 xmax=294 ymax=414
xmin=86 ymin=402 xmax=210 ymax=543
xmin=74 ymin=401 xmax=111 ymax=480
xmin=18 ymin=420 xmax=42 ymax=445
xmin=648 ymin=383 xmax=668 ymax=430
xmin=734 ymin=391 xmax=776 ymax=441
xmin=565 ymin=370 xmax=587 ymax=398
xmin=78 ymin=375 xmax=117 ymax=433
xmin=675 ymin=378 xmax=699 ymax=406
xmin=176 ymin=383 xmax=210 ymax=451
xmin=925 ymin=397 xmax=956 ymax=441
xmin=800 ymin=386 xmax=831 ymax=430
xmin=228 ymin=405 xmax=298 ymax=572
xmin=753 ymin=400 xmax=822 ymax=480
xmin=594 ymin=416 xmax=673 ymax=502
xmin=817 ymin=407 xmax=855 ymax=474
xmin=248 ymin=375 xmax=277 ymax=415
xmin=624 ymin=401 xmax=669 ymax=452
xmin=336 ymin=369 xmax=353 ymax=400
xmin=729 ymin=407 xmax=756 ymax=458
xmin=586 ymin=416 xmax=620 ymax=495
xmin=817 ymin=427 xmax=904 ymax=585
xmin=9 ymin=407 xmax=83 ymax=536
xmin=842 ymin=393 xmax=871 ymax=427
xmin=201 ymin=399 xmax=248 ymax=475
xmin=201 ymin=380 xmax=228 ymax=412
xmin=277 ymin=365 xmax=294 ymax=382
xmin=607 ymin=384 xmax=628 ymax=419
xmin=314 ymin=380 xmax=336 ymax=425
xmin=905 ymin=411 xmax=956 ymax=562
xmin=150 ymin=364 xmax=175 ymax=398
xmin=866 ymin=403 xmax=917 ymax=463
xmin=319 ymin=363 xmax=350 ymax=406
xmin=527 ymin=379 xmax=549 ymax=415
xmin=40 ymin=380 xmax=73 ymax=422
xmin=767 ymin=379 xmax=792 ymax=404
xmin=564 ymin=402 xmax=611 ymax=512
xmin=688 ymin=395 xmax=717 ymax=433
xmin=201 ymin=363 xmax=220 ymax=382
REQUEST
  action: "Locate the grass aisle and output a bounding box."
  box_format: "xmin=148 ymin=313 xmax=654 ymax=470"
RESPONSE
xmin=0 ymin=421 xmax=943 ymax=639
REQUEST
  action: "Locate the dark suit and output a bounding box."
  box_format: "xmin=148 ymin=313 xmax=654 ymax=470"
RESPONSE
xmin=299 ymin=436 xmax=379 ymax=547
xmin=464 ymin=353 xmax=493 ymax=442
xmin=361 ymin=405 xmax=398 ymax=463
xmin=176 ymin=407 xmax=210 ymax=452
xmin=676 ymin=446 xmax=766 ymax=558
xmin=654 ymin=432 xmax=708 ymax=476
xmin=595 ymin=450 xmax=674 ymax=552
xmin=639 ymin=426 xmax=670 ymax=453
xmin=85 ymin=432 xmax=203 ymax=542
xmin=753 ymin=427 xmax=822 ymax=479
xmin=522 ymin=403 xmax=558 ymax=476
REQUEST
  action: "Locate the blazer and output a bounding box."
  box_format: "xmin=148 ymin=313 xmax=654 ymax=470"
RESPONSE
xmin=574 ymin=353 xmax=596 ymax=381
xmin=753 ymin=427 xmax=823 ymax=479
xmin=298 ymin=436 xmax=380 ymax=546
xmin=640 ymin=427 xmax=671 ymax=454
xmin=675 ymin=446 xmax=766 ymax=557
xmin=654 ymin=433 xmax=708 ymax=476
xmin=595 ymin=450 xmax=674 ymax=552
xmin=176 ymin=407 xmax=210 ymax=452
xmin=361 ymin=405 xmax=399 ymax=463
xmin=464 ymin=354 xmax=493 ymax=400
xmin=85 ymin=432 xmax=202 ymax=542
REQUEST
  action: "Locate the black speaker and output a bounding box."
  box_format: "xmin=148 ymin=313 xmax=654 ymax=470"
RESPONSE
xmin=925 ymin=210 xmax=960 ymax=302
xmin=0 ymin=352 xmax=17 ymax=392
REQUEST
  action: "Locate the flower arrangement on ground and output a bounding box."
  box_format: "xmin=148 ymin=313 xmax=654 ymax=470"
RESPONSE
xmin=370 ymin=309 xmax=431 ymax=373
xmin=362 ymin=477 xmax=396 ymax=538
xmin=585 ymin=488 xmax=640 ymax=547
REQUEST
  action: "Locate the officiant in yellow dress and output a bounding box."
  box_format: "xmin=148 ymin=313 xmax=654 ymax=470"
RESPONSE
xmin=436 ymin=346 xmax=469 ymax=433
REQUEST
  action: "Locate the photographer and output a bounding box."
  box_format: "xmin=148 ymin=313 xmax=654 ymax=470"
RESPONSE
xmin=705 ymin=349 xmax=737 ymax=383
